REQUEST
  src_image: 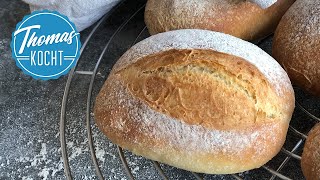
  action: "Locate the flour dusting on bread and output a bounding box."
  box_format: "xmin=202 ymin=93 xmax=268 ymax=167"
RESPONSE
xmin=113 ymin=29 xmax=292 ymax=96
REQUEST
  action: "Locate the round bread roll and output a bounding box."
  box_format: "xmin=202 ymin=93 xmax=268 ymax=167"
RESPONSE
xmin=144 ymin=0 xmax=295 ymax=41
xmin=272 ymin=1 xmax=320 ymax=96
xmin=302 ymin=123 xmax=320 ymax=180
xmin=94 ymin=29 xmax=295 ymax=174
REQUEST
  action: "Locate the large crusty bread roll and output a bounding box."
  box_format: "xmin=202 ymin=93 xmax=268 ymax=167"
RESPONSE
xmin=144 ymin=0 xmax=295 ymax=41
xmin=301 ymin=123 xmax=320 ymax=180
xmin=94 ymin=29 xmax=295 ymax=174
xmin=272 ymin=0 xmax=320 ymax=96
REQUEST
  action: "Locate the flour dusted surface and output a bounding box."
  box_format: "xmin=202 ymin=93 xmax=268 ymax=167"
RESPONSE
xmin=279 ymin=1 xmax=320 ymax=55
xmin=104 ymin=77 xmax=280 ymax=160
xmin=272 ymin=0 xmax=320 ymax=95
xmin=97 ymin=29 xmax=292 ymax=174
xmin=113 ymin=29 xmax=292 ymax=96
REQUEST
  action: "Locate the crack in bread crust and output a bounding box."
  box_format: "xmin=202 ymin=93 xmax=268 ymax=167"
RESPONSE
xmin=117 ymin=49 xmax=281 ymax=130
xmin=94 ymin=73 xmax=288 ymax=174
xmin=94 ymin=30 xmax=295 ymax=174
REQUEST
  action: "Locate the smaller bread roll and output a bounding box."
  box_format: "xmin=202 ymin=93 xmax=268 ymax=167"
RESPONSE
xmin=301 ymin=123 xmax=320 ymax=180
xmin=94 ymin=29 xmax=295 ymax=174
xmin=272 ymin=0 xmax=320 ymax=96
xmin=144 ymin=0 xmax=295 ymax=41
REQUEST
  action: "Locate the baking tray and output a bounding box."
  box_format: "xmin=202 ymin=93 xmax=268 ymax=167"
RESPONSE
xmin=59 ymin=0 xmax=320 ymax=179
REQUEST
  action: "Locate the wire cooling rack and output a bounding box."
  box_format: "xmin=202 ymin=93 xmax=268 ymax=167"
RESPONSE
xmin=59 ymin=1 xmax=320 ymax=179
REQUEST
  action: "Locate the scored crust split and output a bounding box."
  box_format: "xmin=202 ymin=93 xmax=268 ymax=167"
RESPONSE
xmin=94 ymin=29 xmax=295 ymax=174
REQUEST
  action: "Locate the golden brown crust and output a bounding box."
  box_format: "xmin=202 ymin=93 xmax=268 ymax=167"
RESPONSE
xmin=272 ymin=1 xmax=320 ymax=96
xmin=94 ymin=30 xmax=295 ymax=174
xmin=144 ymin=0 xmax=295 ymax=41
xmin=118 ymin=49 xmax=285 ymax=130
xmin=94 ymin=71 xmax=289 ymax=174
xmin=301 ymin=123 xmax=320 ymax=180
xmin=95 ymin=50 xmax=293 ymax=174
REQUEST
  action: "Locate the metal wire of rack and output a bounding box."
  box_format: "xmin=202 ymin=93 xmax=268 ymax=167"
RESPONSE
xmin=59 ymin=1 xmax=320 ymax=180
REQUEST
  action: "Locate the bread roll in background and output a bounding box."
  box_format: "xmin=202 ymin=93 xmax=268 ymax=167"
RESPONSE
xmin=273 ymin=0 xmax=320 ymax=96
xmin=302 ymin=123 xmax=320 ymax=180
xmin=144 ymin=0 xmax=295 ymax=41
xmin=94 ymin=29 xmax=295 ymax=174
